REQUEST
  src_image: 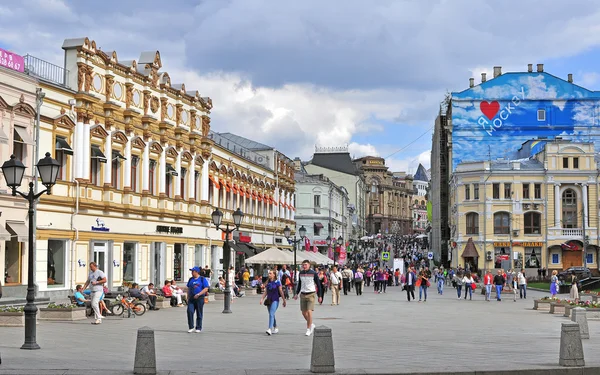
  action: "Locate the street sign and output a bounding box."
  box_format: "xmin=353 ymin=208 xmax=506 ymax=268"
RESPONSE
xmin=427 ymin=252 xmax=433 ymax=260
xmin=382 ymin=252 xmax=390 ymax=260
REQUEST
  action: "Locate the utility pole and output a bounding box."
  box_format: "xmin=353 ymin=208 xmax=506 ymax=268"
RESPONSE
xmin=582 ymin=208 xmax=587 ymax=269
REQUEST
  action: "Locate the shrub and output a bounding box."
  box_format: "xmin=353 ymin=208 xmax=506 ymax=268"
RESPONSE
xmin=0 ymin=306 xmax=25 ymax=313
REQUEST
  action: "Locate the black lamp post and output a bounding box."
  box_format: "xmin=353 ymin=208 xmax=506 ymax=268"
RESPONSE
xmin=211 ymin=207 xmax=244 ymax=314
xmin=337 ymin=236 xmax=343 ymax=266
xmin=1 ymin=153 xmax=60 ymax=350
xmin=326 ymin=235 xmax=332 ymax=266
xmin=284 ymin=225 xmax=306 ymax=295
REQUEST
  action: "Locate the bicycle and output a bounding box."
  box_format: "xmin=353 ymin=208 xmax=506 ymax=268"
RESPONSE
xmin=111 ymin=294 xmax=146 ymax=317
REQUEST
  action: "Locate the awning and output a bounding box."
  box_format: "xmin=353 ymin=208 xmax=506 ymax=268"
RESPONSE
xmin=14 ymin=126 xmax=34 ymax=145
xmin=91 ymin=145 xmax=107 ymax=163
xmin=55 ymin=136 xmax=73 ymax=155
xmin=461 ymin=238 xmax=479 ymax=258
xmin=166 ymin=164 xmax=178 ymax=176
xmin=112 ymin=150 xmax=126 ymax=161
xmin=6 ymin=222 xmax=28 ymax=242
xmin=235 ymin=243 xmax=256 ymax=257
xmin=0 ymin=127 xmax=8 ymax=144
xmin=225 ymin=181 xmax=231 ymax=193
xmin=0 ymin=224 xmax=11 ymax=241
xmin=209 ymin=175 xmax=220 ymax=189
xmin=314 ymin=222 xmax=324 ymax=229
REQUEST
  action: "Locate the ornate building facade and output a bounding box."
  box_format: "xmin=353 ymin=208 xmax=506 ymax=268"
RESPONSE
xmin=19 ymin=37 xmax=295 ymax=297
xmin=354 ymin=156 xmax=414 ymax=235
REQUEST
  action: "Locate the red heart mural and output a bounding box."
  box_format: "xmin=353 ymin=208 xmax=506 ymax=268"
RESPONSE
xmin=480 ymin=101 xmax=500 ymax=120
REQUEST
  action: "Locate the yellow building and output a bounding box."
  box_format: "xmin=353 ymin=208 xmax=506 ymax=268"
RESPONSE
xmin=7 ymin=37 xmax=295 ymax=298
xmin=450 ymin=139 xmax=598 ymax=277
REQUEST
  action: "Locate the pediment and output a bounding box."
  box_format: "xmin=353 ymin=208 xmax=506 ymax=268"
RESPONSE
xmin=50 ymin=114 xmax=76 ymax=130
xmin=131 ymin=136 xmax=146 ymax=149
xmin=13 ymin=102 xmax=36 ymax=118
xmin=111 ymin=131 xmax=128 ymax=145
xmin=90 ymin=124 xmax=109 ymax=138
xmin=182 ymin=151 xmax=193 ymax=162
xmin=166 ymin=147 xmax=178 ymax=158
xmin=150 ymin=141 xmax=163 ymax=154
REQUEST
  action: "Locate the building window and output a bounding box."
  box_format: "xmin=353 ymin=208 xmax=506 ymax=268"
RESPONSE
xmin=494 ymin=247 xmax=510 ymax=268
xmin=523 ymin=184 xmax=530 ymax=199
xmin=208 ymin=178 xmax=214 ymax=204
xmin=56 ymin=150 xmax=67 ymax=181
xmin=173 ymin=244 xmax=183 ymax=282
xmin=473 ymin=183 xmax=479 ymax=200
xmin=537 ymin=109 xmax=546 ymax=121
xmin=562 ymin=189 xmax=577 ymax=228
xmin=131 ymin=156 xmax=139 ymax=192
xmin=552 ymin=253 xmax=560 ymax=264
xmin=90 ymin=145 xmax=107 ymax=186
xmin=493 ymin=183 xmax=500 ymax=199
xmin=563 ymin=157 xmax=569 ymax=168
xmin=534 ymin=183 xmax=541 ymax=199
xmin=465 ymin=212 xmax=479 ymax=234
xmin=123 ymin=242 xmax=136 ymax=282
xmin=465 ymin=185 xmax=470 ymax=200
xmin=149 ymin=160 xmax=156 ymax=195
xmin=525 ymin=247 xmax=541 ymax=268
xmin=493 ymin=212 xmax=510 ymax=234
xmin=586 ymin=253 xmax=594 ymax=265
xmin=504 ymin=183 xmax=511 ymax=199
xmin=194 ymin=171 xmax=200 ymax=200
xmin=165 ymin=165 xmax=177 ymax=198
xmin=573 ymin=157 xmax=579 ymax=169
xmin=180 ymin=168 xmax=186 ymax=199
xmin=111 ymin=151 xmax=124 ymax=189
xmin=524 ymin=212 xmax=541 ymax=234
xmin=47 ymin=239 xmax=66 ymax=287
xmin=12 ymin=128 xmax=27 ymax=161
xmin=314 ymin=195 xmax=321 ymax=214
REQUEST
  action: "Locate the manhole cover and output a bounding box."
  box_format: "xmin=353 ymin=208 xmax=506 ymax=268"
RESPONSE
xmin=350 ymin=321 xmax=372 ymax=324
xmin=319 ymin=317 xmax=342 ymax=320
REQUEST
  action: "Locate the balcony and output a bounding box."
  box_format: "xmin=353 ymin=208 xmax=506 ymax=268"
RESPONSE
xmin=23 ymin=54 xmax=70 ymax=87
xmin=548 ymin=227 xmax=597 ymax=240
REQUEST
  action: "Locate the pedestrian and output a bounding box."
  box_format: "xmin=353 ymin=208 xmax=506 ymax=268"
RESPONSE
xmin=463 ymin=272 xmax=475 ymax=301
xmin=83 ymin=262 xmax=107 ymax=325
xmin=365 ymin=268 xmax=372 ymax=287
xmin=418 ymin=269 xmax=430 ymax=302
xmin=517 ymin=269 xmax=527 ymax=299
xmin=405 ymin=267 xmax=416 ymax=302
xmin=570 ymin=274 xmax=579 ymax=304
xmin=550 ymin=270 xmax=559 ymax=298
xmin=260 ymin=269 xmax=286 ymax=336
xmin=317 ymin=268 xmax=328 ymax=304
xmin=493 ymin=270 xmax=505 ymax=302
xmin=294 ymin=260 xmax=323 ymax=336
xmin=186 ymin=266 xmax=209 ymax=333
xmin=454 ymin=271 xmax=464 ymax=299
xmin=329 ymin=266 xmax=342 ymax=305
xmin=243 ymin=269 xmax=250 ymax=289
xmin=436 ymin=270 xmax=445 ymax=295
xmin=141 ymin=283 xmax=159 ymax=310
xmin=394 ymin=268 xmax=400 ymax=286
xmin=373 ymin=268 xmax=381 ymax=293
xmin=511 ymin=272 xmax=518 ymax=302
xmin=354 ymin=268 xmax=364 ymax=296
xmin=484 ymin=270 xmax=493 ymax=302
xmin=341 ymin=266 xmax=352 ymax=295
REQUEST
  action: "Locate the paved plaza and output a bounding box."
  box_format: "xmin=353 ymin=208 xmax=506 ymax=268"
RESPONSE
xmin=1 ymin=286 xmax=600 ymax=374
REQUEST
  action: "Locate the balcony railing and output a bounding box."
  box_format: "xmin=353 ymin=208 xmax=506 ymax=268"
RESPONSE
xmin=23 ymin=54 xmax=70 ymax=87
xmin=561 ymin=228 xmax=583 ymax=237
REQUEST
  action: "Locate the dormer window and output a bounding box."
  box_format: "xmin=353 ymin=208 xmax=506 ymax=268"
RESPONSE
xmin=537 ymin=109 xmax=546 ymax=121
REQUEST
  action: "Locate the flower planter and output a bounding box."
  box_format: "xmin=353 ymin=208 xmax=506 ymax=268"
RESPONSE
xmin=564 ymin=305 xmax=573 ymax=318
xmin=0 ymin=312 xmax=26 ymax=327
xmin=533 ymin=299 xmax=553 ymax=310
xmin=582 ymin=308 xmax=600 ymax=320
xmin=39 ymin=307 xmax=87 ymax=321
xmin=155 ymin=299 xmax=171 ymax=309
xmin=549 ymin=302 xmax=567 ymax=314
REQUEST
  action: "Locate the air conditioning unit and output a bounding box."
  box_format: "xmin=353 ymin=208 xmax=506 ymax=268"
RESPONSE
xmin=486 ymin=251 xmax=493 ymax=261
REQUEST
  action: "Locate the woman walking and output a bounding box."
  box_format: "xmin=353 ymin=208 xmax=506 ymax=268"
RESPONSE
xmin=373 ymin=268 xmax=381 ymax=294
xmin=418 ymin=269 xmax=430 ymax=302
xmin=550 ymin=270 xmax=559 ymax=298
xmin=463 ymin=272 xmax=475 ymax=300
xmin=454 ymin=272 xmax=464 ymax=299
xmin=354 ymin=268 xmax=364 ymax=296
xmin=570 ymin=274 xmax=579 ymax=304
xmin=365 ymin=268 xmax=372 ymax=287
xmin=260 ymin=269 xmax=286 ymax=335
xmin=317 ymin=268 xmax=328 ymax=305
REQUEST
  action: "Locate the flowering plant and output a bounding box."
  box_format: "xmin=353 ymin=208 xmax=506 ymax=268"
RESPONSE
xmin=578 ymin=300 xmax=600 ymax=308
xmin=0 ymin=306 xmax=25 ymax=313
xmin=46 ymin=303 xmax=78 ymax=309
xmin=540 ymin=296 xmax=560 ymax=301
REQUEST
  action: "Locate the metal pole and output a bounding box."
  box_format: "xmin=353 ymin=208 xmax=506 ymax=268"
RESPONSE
xmin=293 ymin=236 xmax=297 ymax=296
xmin=223 ymin=224 xmax=232 ymax=314
xmin=22 ymin=182 xmax=40 ymax=350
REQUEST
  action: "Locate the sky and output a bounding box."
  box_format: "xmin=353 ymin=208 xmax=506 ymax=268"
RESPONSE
xmin=3 ymin=0 xmax=600 ymax=174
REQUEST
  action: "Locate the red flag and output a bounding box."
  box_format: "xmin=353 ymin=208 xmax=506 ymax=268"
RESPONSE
xmin=304 ymin=237 xmax=311 ymax=251
xmin=313 ymin=245 xmax=318 ymax=253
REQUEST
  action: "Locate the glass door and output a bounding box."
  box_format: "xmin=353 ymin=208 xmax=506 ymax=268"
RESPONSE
xmin=123 ymin=242 xmax=136 ymax=283
xmin=152 ymin=242 xmax=165 ymax=287
xmin=93 ymin=242 xmax=108 ymax=273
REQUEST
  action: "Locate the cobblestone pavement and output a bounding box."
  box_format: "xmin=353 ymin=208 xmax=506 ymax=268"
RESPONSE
xmin=1 ymin=285 xmax=599 ymax=374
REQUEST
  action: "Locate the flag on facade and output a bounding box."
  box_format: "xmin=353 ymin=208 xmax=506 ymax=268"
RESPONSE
xmin=304 ymin=236 xmax=311 ymax=251
xmin=561 ymin=242 xmax=578 ymax=250
xmin=313 ymin=245 xmax=318 ymax=253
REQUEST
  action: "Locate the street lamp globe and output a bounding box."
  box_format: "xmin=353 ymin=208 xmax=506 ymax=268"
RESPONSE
xmin=36 ymin=152 xmax=60 ymax=191
xmin=232 ymin=207 xmax=244 ymax=227
xmin=298 ymin=225 xmax=307 ymax=239
xmin=326 ymin=236 xmax=332 ymax=246
xmin=337 ymin=236 xmax=343 ymax=246
xmin=211 ymin=208 xmax=223 ymax=228
xmin=1 ymin=155 xmax=26 ymax=191
xmin=283 ymin=225 xmax=291 ymax=239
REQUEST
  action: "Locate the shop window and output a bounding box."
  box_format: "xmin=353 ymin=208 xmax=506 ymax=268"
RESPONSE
xmin=493 ymin=212 xmax=510 ymax=234
xmin=194 ymin=244 xmax=204 ymax=267
xmin=494 ymin=247 xmax=510 ymax=268
xmin=493 ymin=183 xmax=500 ymax=199
xmin=174 ymin=244 xmax=184 ymax=282
xmin=4 ymin=238 xmax=22 ymax=284
xmin=523 ymin=184 xmax=530 ymax=199
xmin=123 ymin=242 xmax=136 ymax=282
xmin=534 ymin=184 xmax=541 ymax=199
xmin=524 ymin=212 xmax=541 ymax=234
xmin=465 ymin=212 xmax=479 ymax=234
xmin=465 ymin=185 xmax=470 ymax=200
xmin=504 ymin=183 xmax=511 ymax=199
xmin=473 ymin=183 xmax=479 ymax=200
xmin=47 ymin=240 xmax=66 ymax=287
xmin=525 ymin=247 xmax=541 ymax=268
xmin=587 ymin=253 xmax=594 ymax=265
xmin=552 ymin=253 xmax=560 ymax=264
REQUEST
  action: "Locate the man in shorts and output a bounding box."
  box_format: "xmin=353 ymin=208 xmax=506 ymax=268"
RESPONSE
xmin=294 ymin=260 xmax=322 ymax=336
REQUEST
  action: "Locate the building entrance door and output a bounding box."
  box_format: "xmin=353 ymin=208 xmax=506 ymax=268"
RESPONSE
xmin=563 ymin=251 xmax=582 ymax=268
xmin=93 ymin=242 xmax=108 ymax=273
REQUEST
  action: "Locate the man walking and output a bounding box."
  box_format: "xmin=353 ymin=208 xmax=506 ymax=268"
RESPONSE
xmin=83 ymin=262 xmax=107 ymax=325
xmin=341 ymin=266 xmax=352 ymax=295
xmin=484 ymin=270 xmax=493 ymax=302
xmin=186 ymin=266 xmax=209 ymax=333
xmin=493 ymin=270 xmax=505 ymax=302
xmin=405 ymin=267 xmax=416 ymax=302
xmin=329 ymin=266 xmax=342 ymax=305
xmin=294 ymin=260 xmax=322 ymax=336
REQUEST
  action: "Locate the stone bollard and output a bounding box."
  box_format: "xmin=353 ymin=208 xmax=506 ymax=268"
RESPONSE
xmin=310 ymin=326 xmax=335 ymax=373
xmin=134 ymin=326 xmax=157 ymax=374
xmin=559 ymin=322 xmax=585 ymax=367
xmin=571 ymin=307 xmax=590 ymax=339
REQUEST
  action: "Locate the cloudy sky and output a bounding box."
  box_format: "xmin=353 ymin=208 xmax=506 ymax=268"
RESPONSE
xmin=3 ymin=0 xmax=600 ymax=174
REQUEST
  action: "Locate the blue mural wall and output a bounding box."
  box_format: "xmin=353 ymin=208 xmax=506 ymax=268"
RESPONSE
xmin=451 ymin=73 xmax=600 ymax=170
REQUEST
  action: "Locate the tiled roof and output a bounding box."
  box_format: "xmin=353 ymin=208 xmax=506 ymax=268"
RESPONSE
xmin=217 ymin=133 xmax=273 ymax=151
xmin=309 ymin=152 xmax=358 ymax=176
xmin=461 ymin=238 xmax=479 ymax=258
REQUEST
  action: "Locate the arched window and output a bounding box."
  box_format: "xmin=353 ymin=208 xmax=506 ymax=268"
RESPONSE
xmin=371 ymin=180 xmax=378 ymax=193
xmin=421 ymin=200 xmax=425 ymax=205
xmin=493 ymin=212 xmax=510 ymax=234
xmin=466 ymin=212 xmax=479 ymax=234
xmin=562 ymin=189 xmax=577 ymax=228
xmin=524 ymin=212 xmax=541 ymax=234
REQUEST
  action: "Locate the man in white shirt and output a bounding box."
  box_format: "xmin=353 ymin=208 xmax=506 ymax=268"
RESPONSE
xmin=329 ymin=266 xmax=343 ymax=306
xmin=141 ymin=283 xmax=159 ymax=310
xmin=82 ymin=262 xmax=107 ymax=324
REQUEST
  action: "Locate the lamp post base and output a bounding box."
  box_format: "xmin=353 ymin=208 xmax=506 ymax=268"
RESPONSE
xmin=21 ymin=307 xmax=40 ymax=350
xmin=222 ymin=290 xmax=233 ymax=314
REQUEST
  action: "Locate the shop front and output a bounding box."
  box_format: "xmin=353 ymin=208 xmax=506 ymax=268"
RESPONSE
xmin=560 ymin=240 xmax=584 ymax=268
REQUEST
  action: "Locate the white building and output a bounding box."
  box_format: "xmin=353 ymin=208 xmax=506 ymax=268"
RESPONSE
xmin=412 ymin=163 xmax=429 ymax=233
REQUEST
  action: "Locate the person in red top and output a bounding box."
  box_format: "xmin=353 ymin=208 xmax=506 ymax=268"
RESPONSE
xmin=394 ymin=269 xmax=400 ymax=286
xmin=162 ymin=280 xmax=176 ymax=307
xmin=483 ymin=270 xmax=493 ymax=302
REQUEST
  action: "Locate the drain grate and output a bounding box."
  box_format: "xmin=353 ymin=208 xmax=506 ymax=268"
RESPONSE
xmin=350 ymin=321 xmax=372 ymax=324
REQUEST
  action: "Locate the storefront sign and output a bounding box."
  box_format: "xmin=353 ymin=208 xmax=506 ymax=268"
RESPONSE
xmin=156 ymin=225 xmax=183 ymax=235
xmin=91 ymin=218 xmax=109 ymax=232
xmin=0 ymin=48 xmax=24 ymax=73
xmin=239 ymin=231 xmax=252 ymax=243
xmin=313 ymin=240 xmax=328 ymax=246
xmin=513 ymin=242 xmax=543 ymax=247
xmin=493 ymin=242 xmax=510 ymax=247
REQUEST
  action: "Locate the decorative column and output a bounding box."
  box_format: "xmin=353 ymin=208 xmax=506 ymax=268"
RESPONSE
xmin=175 ymin=150 xmax=182 ymax=198
xmin=159 ymin=146 xmax=166 ymax=195
xmin=200 ymin=158 xmax=210 ymax=202
xmin=583 ymin=184 xmax=589 ymax=228
xmin=555 ymin=184 xmax=561 ymax=227
xmin=124 ymin=136 xmax=132 ymax=189
xmin=189 ymin=153 xmax=196 ymax=200
xmin=103 ymin=130 xmax=112 ymax=186
xmin=82 ymin=118 xmax=91 ymax=180
xmin=74 ymin=113 xmax=84 ymax=179
xmin=142 ymin=142 xmax=150 ymax=192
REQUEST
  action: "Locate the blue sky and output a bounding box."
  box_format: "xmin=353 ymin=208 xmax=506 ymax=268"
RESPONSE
xmin=3 ymin=0 xmax=600 ymax=174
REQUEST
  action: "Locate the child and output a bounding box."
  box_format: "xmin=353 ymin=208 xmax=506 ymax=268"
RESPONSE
xmin=512 ymin=273 xmax=518 ymax=302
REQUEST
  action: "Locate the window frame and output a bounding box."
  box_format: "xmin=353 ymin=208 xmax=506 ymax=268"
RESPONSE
xmin=523 ymin=183 xmax=530 ymax=199
xmin=130 ymin=156 xmax=139 ymax=193
xmin=465 ymin=185 xmax=470 ymax=200
xmin=149 ymin=160 xmax=156 ymax=195
xmin=492 ymin=183 xmax=500 ymax=199
xmin=504 ymin=183 xmax=511 ymax=199
xmin=524 ymin=211 xmax=541 ymax=234
xmin=537 ymin=109 xmax=546 ymax=121
xmin=573 ymin=157 xmax=579 ymax=169
xmin=493 ymin=212 xmax=510 ymax=234
xmin=563 ymin=157 xmax=569 ymax=169
xmin=465 ymin=212 xmax=479 ymax=235
xmin=534 ymin=183 xmax=541 ymax=199
xmin=473 ymin=183 xmax=479 ymax=200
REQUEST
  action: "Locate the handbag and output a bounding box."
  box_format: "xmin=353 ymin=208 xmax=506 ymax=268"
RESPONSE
xmin=264 ymin=296 xmax=272 ymax=307
xmin=415 ymin=279 xmax=422 ymax=287
xmin=471 ymin=283 xmax=477 ymax=291
xmin=425 ymin=280 xmax=431 ymax=288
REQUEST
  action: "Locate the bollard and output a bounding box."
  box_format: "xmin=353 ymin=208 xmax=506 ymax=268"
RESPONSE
xmin=310 ymin=326 xmax=335 ymax=373
xmin=571 ymin=307 xmax=590 ymax=339
xmin=559 ymin=322 xmax=585 ymax=367
xmin=134 ymin=326 xmax=157 ymax=374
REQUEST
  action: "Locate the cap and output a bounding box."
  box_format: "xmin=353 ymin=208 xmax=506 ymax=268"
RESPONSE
xmin=190 ymin=266 xmax=202 ymax=273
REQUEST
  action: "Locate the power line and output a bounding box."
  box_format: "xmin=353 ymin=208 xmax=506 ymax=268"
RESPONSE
xmin=384 ymin=126 xmax=434 ymax=160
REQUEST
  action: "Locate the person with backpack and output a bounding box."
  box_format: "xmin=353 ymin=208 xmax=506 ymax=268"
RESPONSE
xmin=186 ymin=266 xmax=209 ymax=333
xmin=281 ymin=272 xmax=291 ymax=299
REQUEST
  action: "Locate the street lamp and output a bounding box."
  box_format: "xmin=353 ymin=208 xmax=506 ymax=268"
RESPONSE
xmin=284 ymin=225 xmax=306 ymax=295
xmin=211 ymin=207 xmax=244 ymax=314
xmin=1 ymin=153 xmax=60 ymax=350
